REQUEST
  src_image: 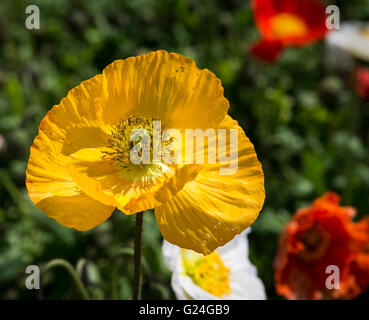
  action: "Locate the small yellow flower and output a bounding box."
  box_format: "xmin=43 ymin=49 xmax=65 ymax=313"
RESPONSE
xmin=26 ymin=50 xmax=264 ymax=254
xmin=162 ymin=230 xmax=266 ymax=299
xmin=181 ymin=250 xmax=231 ymax=297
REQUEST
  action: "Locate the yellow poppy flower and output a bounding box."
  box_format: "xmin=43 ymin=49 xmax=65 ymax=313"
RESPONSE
xmin=26 ymin=50 xmax=265 ymax=255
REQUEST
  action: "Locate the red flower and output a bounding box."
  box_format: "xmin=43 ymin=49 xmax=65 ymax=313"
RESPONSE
xmin=356 ymin=68 xmax=369 ymax=101
xmin=250 ymin=0 xmax=328 ymax=62
xmin=275 ymin=192 xmax=369 ymax=299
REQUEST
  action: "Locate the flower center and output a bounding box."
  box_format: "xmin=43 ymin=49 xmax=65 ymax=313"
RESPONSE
xmin=299 ymin=226 xmax=330 ymax=261
xmin=103 ymin=115 xmax=172 ymax=168
xmin=181 ymin=250 xmax=231 ymax=298
xmin=102 ymin=116 xmax=175 ymax=184
xmin=270 ymin=13 xmax=308 ymax=38
xmin=360 ymin=29 xmax=369 ymax=40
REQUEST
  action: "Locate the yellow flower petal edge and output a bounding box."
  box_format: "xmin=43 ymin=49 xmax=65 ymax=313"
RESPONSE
xmin=155 ymin=116 xmax=265 ymax=255
xmin=36 ymin=193 xmax=115 ymax=231
xmin=26 ymin=130 xmax=115 ymax=229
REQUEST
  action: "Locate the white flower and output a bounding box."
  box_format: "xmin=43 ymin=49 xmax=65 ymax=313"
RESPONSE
xmin=162 ymin=229 xmax=266 ymax=300
xmin=326 ymin=21 xmax=369 ymax=61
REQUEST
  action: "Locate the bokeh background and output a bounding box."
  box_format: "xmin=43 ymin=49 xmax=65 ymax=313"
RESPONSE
xmin=0 ymin=0 xmax=369 ymax=299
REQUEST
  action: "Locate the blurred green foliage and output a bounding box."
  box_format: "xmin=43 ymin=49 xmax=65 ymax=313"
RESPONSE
xmin=0 ymin=0 xmax=369 ymax=299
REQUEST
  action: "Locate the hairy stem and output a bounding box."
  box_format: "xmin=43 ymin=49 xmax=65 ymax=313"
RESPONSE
xmin=44 ymin=258 xmax=90 ymax=300
xmin=133 ymin=212 xmax=144 ymax=300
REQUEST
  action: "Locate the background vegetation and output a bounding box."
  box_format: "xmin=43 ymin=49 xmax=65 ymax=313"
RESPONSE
xmin=0 ymin=0 xmax=368 ymax=299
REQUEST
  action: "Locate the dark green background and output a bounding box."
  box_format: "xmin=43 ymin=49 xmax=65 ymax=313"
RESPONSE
xmin=0 ymin=0 xmax=368 ymax=299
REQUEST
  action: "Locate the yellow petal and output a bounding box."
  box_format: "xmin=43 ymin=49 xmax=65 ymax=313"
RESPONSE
xmin=67 ymin=147 xmax=200 ymax=214
xmin=26 ymin=161 xmax=114 ymax=231
xmin=99 ymin=50 xmax=229 ymax=130
xmin=35 ymin=193 xmax=114 ymax=231
xmin=155 ymin=116 xmax=265 ymax=255
xmin=26 ymin=117 xmax=115 ymax=230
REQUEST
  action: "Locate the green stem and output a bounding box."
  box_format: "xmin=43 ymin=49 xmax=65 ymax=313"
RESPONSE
xmin=133 ymin=212 xmax=144 ymax=300
xmin=111 ymin=260 xmax=118 ymax=300
xmin=44 ymin=258 xmax=90 ymax=300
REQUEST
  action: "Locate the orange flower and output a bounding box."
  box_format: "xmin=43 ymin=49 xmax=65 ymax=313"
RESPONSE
xmin=250 ymin=0 xmax=328 ymax=62
xmin=275 ymin=192 xmax=369 ymax=299
xmin=343 ymin=218 xmax=369 ymax=297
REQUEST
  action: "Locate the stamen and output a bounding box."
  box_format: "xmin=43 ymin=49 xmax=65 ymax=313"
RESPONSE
xmin=360 ymin=29 xmax=369 ymax=39
xmin=103 ymin=115 xmax=172 ymax=169
xmin=181 ymin=250 xmax=231 ymax=297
